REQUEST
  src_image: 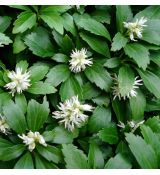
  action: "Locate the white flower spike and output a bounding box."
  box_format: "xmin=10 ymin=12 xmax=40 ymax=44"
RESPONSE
xmin=4 ymin=67 xmax=31 ymax=96
xmin=69 ymin=48 xmax=93 ymax=73
xmin=112 ymin=75 xmax=143 ymax=100
xmin=123 ymin=17 xmax=147 ymax=41
xmin=52 ymin=96 xmax=94 ymax=131
xmin=18 ymin=131 xmax=47 ymax=152
xmin=128 ymin=120 xmax=145 ymax=133
xmin=0 ymin=114 xmax=10 ymax=135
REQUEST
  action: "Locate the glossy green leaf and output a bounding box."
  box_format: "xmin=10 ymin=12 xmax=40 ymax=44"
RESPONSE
xmin=60 ymin=75 xmax=83 ymax=101
xmin=111 ymin=32 xmax=128 ymax=51
xmin=105 ymin=153 xmax=132 ymax=169
xmin=88 ymin=106 xmax=111 ymax=133
xmin=80 ymin=32 xmax=110 ymax=57
xmin=46 ymin=64 xmax=70 ymax=87
xmin=124 ymin=43 xmax=150 ymax=70
xmin=27 ymin=81 xmax=57 ymax=95
xmin=62 ymin=144 xmax=89 ymax=169
xmin=74 ymin=13 xmax=111 ymax=41
xmin=13 ymin=11 xmax=37 ymax=34
xmin=129 ymin=90 xmax=146 ymax=120
xmin=98 ymin=123 xmax=119 ymax=144
xmin=84 ymin=63 xmax=112 ymax=92
xmin=116 ymin=5 xmax=133 ymax=33
xmin=14 ymin=152 xmax=34 ymax=169
xmin=24 ymin=27 xmax=55 ymax=57
xmin=29 ymin=64 xmax=49 ymax=82
xmin=36 ymin=145 xmax=62 ymax=163
xmin=125 ymin=133 xmax=158 ymax=168
xmin=118 ymin=66 xmax=135 ymax=97
xmin=0 ymin=32 xmax=12 ymax=47
xmin=0 ymin=16 xmax=11 ymax=32
xmin=3 ymin=101 xmax=27 ymax=133
xmin=137 ymin=69 xmax=160 ymax=98
xmin=88 ymin=143 xmax=104 ymax=169
xmin=40 ymin=12 xmax=64 ymax=35
xmin=26 ymin=98 xmax=49 ymax=131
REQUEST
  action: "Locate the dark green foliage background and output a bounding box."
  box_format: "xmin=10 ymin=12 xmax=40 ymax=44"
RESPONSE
xmin=0 ymin=5 xmax=160 ymax=169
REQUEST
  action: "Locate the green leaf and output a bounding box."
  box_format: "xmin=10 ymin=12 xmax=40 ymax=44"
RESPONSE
xmin=0 ymin=144 xmax=25 ymax=161
xmin=62 ymin=13 xmax=77 ymax=36
xmin=129 ymin=90 xmax=146 ymax=120
xmin=40 ymin=12 xmax=64 ymax=35
xmin=80 ymin=32 xmax=110 ymax=57
xmin=60 ymin=75 xmax=83 ymax=101
xmin=40 ymin=5 xmax=71 ymax=14
xmin=145 ymin=116 xmax=160 ymax=133
xmin=124 ymin=43 xmax=150 ymax=70
xmin=27 ymin=81 xmax=57 ymax=95
xmin=0 ymin=93 xmax=11 ymax=111
xmin=88 ymin=143 xmax=104 ymax=169
xmin=0 ymin=16 xmax=11 ymax=33
xmin=26 ymin=98 xmax=49 ymax=131
xmin=16 ymin=60 xmax=29 ymax=71
xmin=15 ymin=94 xmax=27 ymax=114
xmin=51 ymin=53 xmax=69 ymax=63
xmin=82 ymin=82 xmax=100 ymax=100
xmin=74 ymin=13 xmax=111 ymax=41
xmin=142 ymin=19 xmax=160 ymax=45
xmin=24 ymin=27 xmax=55 ymax=58
xmin=150 ymin=51 xmax=160 ymax=66
xmin=92 ymin=95 xmax=110 ymax=107
xmin=37 ymin=145 xmax=62 ymax=164
xmin=29 ymin=64 xmax=49 ymax=82
xmin=13 ymin=34 xmax=26 ymax=54
xmin=140 ymin=125 xmax=160 ymax=163
xmin=9 ymin=5 xmax=31 ymax=11
xmin=13 ymin=11 xmax=36 ymax=34
xmin=111 ymin=32 xmax=128 ymax=51
xmin=84 ymin=63 xmax=112 ymax=92
xmin=125 ymin=133 xmax=158 ymax=168
xmin=46 ymin=64 xmax=70 ymax=87
xmin=61 ymin=34 xmax=74 ymax=54
xmin=112 ymin=98 xmax=127 ymax=122
xmin=88 ymin=106 xmax=111 ymax=133
xmin=98 ymin=123 xmax=119 ymax=144
xmin=14 ymin=152 xmax=34 ymax=169
xmin=0 ymin=32 xmax=12 ymax=47
xmin=62 ymin=144 xmax=89 ymax=169
xmin=116 ymin=5 xmax=133 ymax=33
xmin=3 ymin=101 xmax=27 ymax=133
xmin=118 ymin=66 xmax=135 ymax=97
xmin=135 ymin=6 xmax=160 ymax=20
xmin=137 ymin=69 xmax=160 ymax=98
xmin=104 ymin=57 xmax=120 ymax=69
xmin=43 ymin=127 xmax=75 ymax=144
xmin=35 ymin=154 xmax=58 ymax=169
xmin=105 ymin=153 xmax=132 ymax=169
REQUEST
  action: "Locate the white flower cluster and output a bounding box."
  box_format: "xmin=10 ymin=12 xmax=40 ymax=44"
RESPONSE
xmin=117 ymin=120 xmax=145 ymax=133
xmin=69 ymin=48 xmax=93 ymax=73
xmin=5 ymin=67 xmax=31 ymax=96
xmin=18 ymin=131 xmax=47 ymax=152
xmin=123 ymin=17 xmax=147 ymax=41
xmin=112 ymin=75 xmax=143 ymax=100
xmin=52 ymin=96 xmax=94 ymax=131
xmin=0 ymin=114 xmax=10 ymax=135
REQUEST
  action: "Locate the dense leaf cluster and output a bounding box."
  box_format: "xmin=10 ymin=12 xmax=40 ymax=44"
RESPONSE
xmin=0 ymin=5 xmax=160 ymax=169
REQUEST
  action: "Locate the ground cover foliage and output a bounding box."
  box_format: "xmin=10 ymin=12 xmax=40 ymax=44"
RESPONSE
xmin=0 ymin=5 xmax=160 ymax=169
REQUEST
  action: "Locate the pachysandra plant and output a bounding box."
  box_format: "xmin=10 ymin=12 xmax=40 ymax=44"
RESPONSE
xmin=0 ymin=5 xmax=160 ymax=169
